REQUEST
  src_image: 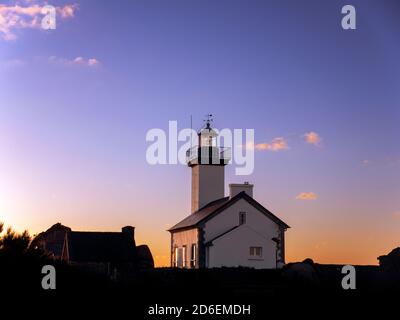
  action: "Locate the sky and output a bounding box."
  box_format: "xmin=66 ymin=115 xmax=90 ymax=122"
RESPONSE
xmin=0 ymin=0 xmax=399 ymax=266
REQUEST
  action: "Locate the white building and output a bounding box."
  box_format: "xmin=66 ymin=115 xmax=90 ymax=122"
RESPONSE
xmin=168 ymin=120 xmax=290 ymax=269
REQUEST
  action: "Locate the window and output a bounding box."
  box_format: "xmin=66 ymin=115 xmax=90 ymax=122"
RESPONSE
xmin=177 ymin=248 xmax=184 ymax=268
xmin=190 ymin=244 xmax=197 ymax=268
xmin=174 ymin=247 xmax=185 ymax=268
xmin=239 ymin=212 xmax=246 ymax=225
xmin=174 ymin=247 xmax=179 ymax=267
xmin=250 ymin=246 xmax=262 ymax=258
xmin=182 ymin=245 xmax=187 ymax=268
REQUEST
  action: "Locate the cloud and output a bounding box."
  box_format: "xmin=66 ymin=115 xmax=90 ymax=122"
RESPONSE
xmin=88 ymin=58 xmax=99 ymax=66
xmin=73 ymin=56 xmax=84 ymax=63
xmin=304 ymin=131 xmax=322 ymax=146
xmin=49 ymin=56 xmax=100 ymax=67
xmin=245 ymin=137 xmax=288 ymax=152
xmin=57 ymin=4 xmax=76 ymax=18
xmin=296 ymin=192 xmax=318 ymax=200
xmin=0 ymin=3 xmax=77 ymax=41
xmin=2 ymin=58 xmax=25 ymax=67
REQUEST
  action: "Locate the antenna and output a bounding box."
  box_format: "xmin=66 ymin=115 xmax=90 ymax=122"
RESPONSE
xmin=190 ymin=115 xmax=193 ymax=149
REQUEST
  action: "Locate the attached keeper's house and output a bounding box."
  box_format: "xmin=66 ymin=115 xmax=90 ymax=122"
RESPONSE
xmin=168 ymin=120 xmax=290 ymax=269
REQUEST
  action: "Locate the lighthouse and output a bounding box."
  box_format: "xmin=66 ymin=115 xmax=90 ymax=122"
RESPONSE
xmin=169 ymin=116 xmax=289 ymax=269
xmin=186 ymin=115 xmax=231 ymax=213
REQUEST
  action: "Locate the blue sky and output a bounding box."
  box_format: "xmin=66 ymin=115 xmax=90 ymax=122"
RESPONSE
xmin=1 ymin=0 xmax=399 ymax=265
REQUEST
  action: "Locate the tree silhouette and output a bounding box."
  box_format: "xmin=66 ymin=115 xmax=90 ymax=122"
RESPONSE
xmin=0 ymin=221 xmax=50 ymax=291
xmin=0 ymin=226 xmax=31 ymax=254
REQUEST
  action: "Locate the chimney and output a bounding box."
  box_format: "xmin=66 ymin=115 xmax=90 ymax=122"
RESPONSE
xmin=122 ymin=226 xmax=136 ymax=247
xmin=229 ymin=182 xmax=253 ymax=198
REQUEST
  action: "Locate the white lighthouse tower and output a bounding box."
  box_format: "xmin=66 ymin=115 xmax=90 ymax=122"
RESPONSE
xmin=186 ymin=115 xmax=231 ymax=213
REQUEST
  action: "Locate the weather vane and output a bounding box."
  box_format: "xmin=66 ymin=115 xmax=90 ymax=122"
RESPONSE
xmin=204 ymin=114 xmax=213 ymax=129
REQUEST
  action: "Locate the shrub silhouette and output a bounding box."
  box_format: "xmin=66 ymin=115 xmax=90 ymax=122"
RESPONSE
xmin=0 ymin=222 xmax=49 ymax=291
xmin=1 ymin=227 xmax=30 ymax=254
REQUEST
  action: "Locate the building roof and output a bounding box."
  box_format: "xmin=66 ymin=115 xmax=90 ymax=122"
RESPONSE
xmin=204 ymin=225 xmax=240 ymax=246
xmin=66 ymin=231 xmax=136 ymax=263
xmin=168 ymin=196 xmax=230 ymax=231
xmin=31 ymin=223 xmax=71 ymax=258
xmin=168 ymin=191 xmax=290 ymax=232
